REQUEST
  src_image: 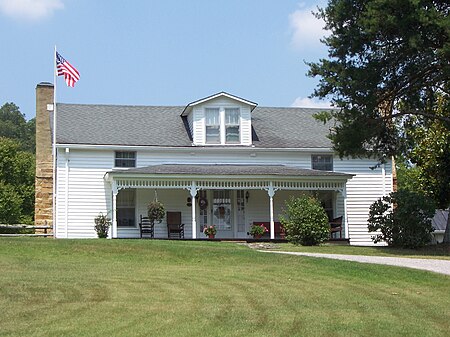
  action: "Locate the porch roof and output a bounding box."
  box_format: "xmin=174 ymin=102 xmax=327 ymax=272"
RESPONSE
xmin=108 ymin=164 xmax=352 ymax=178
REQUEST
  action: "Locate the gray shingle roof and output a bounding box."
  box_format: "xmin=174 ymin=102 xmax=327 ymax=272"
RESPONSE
xmin=55 ymin=103 xmax=334 ymax=148
xmin=110 ymin=164 xmax=352 ymax=178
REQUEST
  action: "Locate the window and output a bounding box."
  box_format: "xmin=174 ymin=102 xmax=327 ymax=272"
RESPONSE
xmin=225 ymin=108 xmax=240 ymax=143
xmin=115 ymin=151 xmax=136 ymax=167
xmin=205 ymin=108 xmax=220 ymax=144
xmin=312 ymin=155 xmax=333 ymax=171
xmin=117 ymin=189 xmax=135 ymax=227
xmin=204 ymin=107 xmax=241 ymax=145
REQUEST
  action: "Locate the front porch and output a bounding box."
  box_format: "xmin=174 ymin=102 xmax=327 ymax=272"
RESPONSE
xmin=104 ymin=164 xmax=353 ymax=240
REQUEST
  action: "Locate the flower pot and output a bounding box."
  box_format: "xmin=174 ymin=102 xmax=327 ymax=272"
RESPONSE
xmin=253 ymin=234 xmax=262 ymax=239
xmin=209 ymin=234 xmax=215 ymax=239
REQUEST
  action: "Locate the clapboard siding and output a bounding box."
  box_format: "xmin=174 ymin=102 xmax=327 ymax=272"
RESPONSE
xmin=240 ymin=107 xmax=252 ymax=145
xmin=335 ymin=159 xmax=392 ymax=245
xmin=55 ymin=148 xmax=393 ymax=244
xmin=56 ymin=149 xmax=113 ymax=238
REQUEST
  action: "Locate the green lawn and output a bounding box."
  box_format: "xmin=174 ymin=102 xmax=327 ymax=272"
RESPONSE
xmin=0 ymin=239 xmax=449 ymax=337
xmin=273 ymin=243 xmax=450 ymax=260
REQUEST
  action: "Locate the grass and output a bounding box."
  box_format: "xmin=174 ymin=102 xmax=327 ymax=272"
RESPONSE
xmin=0 ymin=238 xmax=449 ymax=337
xmin=273 ymin=243 xmax=450 ymax=260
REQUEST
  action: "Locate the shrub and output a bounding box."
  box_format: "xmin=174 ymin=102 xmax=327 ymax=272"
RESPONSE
xmin=280 ymin=195 xmax=330 ymax=245
xmin=94 ymin=213 xmax=111 ymax=238
xmin=368 ymin=190 xmax=436 ymax=248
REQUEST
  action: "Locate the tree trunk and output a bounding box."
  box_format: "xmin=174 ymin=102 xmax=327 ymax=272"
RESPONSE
xmin=443 ymin=210 xmax=450 ymax=244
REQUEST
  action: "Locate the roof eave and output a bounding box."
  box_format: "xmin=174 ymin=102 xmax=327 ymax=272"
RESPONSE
xmin=181 ymin=92 xmax=258 ymax=116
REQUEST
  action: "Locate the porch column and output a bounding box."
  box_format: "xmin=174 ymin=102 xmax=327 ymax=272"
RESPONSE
xmin=342 ymin=184 xmax=348 ymax=239
xmin=338 ymin=184 xmax=349 ymax=239
xmin=266 ymin=182 xmax=277 ymax=240
xmin=110 ymin=183 xmax=118 ymax=239
xmin=189 ymin=182 xmax=199 ymax=239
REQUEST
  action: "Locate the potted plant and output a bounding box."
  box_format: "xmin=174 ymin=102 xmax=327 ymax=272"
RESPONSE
xmin=249 ymin=223 xmax=268 ymax=239
xmin=94 ymin=213 xmax=111 ymax=238
xmin=203 ymin=225 xmax=217 ymax=239
xmin=147 ymin=200 xmax=165 ymax=227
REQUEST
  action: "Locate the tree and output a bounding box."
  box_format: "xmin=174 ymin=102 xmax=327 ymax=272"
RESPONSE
xmin=0 ymin=102 xmax=35 ymax=152
xmin=0 ymin=137 xmax=35 ymax=224
xmin=368 ymin=190 xmax=436 ymax=248
xmin=308 ymin=0 xmax=450 ymax=242
xmin=308 ymin=0 xmax=449 ymax=158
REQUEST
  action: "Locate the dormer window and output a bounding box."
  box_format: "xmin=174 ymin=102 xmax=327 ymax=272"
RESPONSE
xmin=225 ymin=108 xmax=240 ymax=143
xmin=204 ymin=107 xmax=241 ymax=145
xmin=205 ymin=108 xmax=220 ymax=144
xmin=181 ymin=92 xmax=256 ymax=146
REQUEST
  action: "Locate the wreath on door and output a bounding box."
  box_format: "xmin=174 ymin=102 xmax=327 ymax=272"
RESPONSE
xmin=199 ymin=197 xmax=208 ymax=210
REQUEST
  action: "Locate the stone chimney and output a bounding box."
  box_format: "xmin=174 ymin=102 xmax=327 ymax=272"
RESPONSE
xmin=35 ymin=82 xmax=54 ymax=231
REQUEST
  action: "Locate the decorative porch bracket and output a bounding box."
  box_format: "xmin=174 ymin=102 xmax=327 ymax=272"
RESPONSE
xmin=263 ymin=182 xmax=279 ymax=240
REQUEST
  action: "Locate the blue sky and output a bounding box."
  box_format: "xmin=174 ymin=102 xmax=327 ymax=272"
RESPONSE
xmin=0 ymin=0 xmax=331 ymax=120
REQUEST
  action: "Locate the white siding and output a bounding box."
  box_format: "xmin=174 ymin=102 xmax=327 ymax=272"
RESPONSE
xmin=192 ymin=107 xmax=203 ymax=145
xmin=56 ymin=148 xmax=113 ymax=238
xmin=335 ymin=158 xmax=392 ymax=245
xmin=55 ymin=147 xmax=393 ymax=245
xmin=240 ymin=107 xmax=252 ymax=145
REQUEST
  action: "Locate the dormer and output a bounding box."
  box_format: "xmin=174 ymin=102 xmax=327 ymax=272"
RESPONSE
xmin=181 ymin=92 xmax=257 ymax=146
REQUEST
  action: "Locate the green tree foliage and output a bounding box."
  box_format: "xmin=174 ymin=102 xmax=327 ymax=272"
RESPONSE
xmin=280 ymin=195 xmax=330 ymax=246
xmin=0 ymin=137 xmax=35 ymax=224
xmin=308 ymin=0 xmax=449 ymax=159
xmin=368 ymin=190 xmax=436 ymax=248
xmin=0 ymin=102 xmax=35 ymax=152
xmin=0 ymin=181 xmax=23 ymax=225
xmin=308 ymin=0 xmax=450 ymax=242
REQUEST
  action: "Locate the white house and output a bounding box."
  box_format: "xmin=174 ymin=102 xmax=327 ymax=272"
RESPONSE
xmin=35 ymin=83 xmax=393 ymax=245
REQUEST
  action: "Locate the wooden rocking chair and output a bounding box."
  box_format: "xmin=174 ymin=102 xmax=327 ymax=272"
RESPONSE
xmin=167 ymin=211 xmax=184 ymax=239
xmin=329 ymin=216 xmax=343 ymax=239
xmin=139 ymin=215 xmax=154 ymax=239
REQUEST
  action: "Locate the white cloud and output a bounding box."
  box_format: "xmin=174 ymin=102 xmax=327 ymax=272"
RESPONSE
xmin=291 ymin=97 xmax=332 ymax=108
xmin=0 ymin=0 xmax=64 ymax=20
xmin=289 ymin=3 xmax=328 ymax=51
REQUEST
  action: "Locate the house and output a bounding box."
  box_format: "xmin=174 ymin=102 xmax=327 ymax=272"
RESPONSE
xmin=431 ymin=209 xmax=449 ymax=244
xmin=34 ymin=82 xmax=393 ymax=245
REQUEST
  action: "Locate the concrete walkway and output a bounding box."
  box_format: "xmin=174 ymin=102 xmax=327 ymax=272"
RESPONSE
xmin=260 ymin=251 xmax=450 ymax=276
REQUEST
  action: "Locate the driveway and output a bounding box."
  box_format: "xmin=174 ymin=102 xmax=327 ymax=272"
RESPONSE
xmin=260 ymin=251 xmax=450 ymax=276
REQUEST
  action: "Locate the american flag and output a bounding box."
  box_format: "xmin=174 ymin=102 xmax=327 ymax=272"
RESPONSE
xmin=56 ymin=51 xmax=80 ymax=87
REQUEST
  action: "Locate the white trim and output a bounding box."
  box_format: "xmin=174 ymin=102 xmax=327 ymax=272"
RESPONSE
xmin=182 ymin=92 xmax=257 ymax=116
xmin=55 ymin=143 xmax=334 ymax=152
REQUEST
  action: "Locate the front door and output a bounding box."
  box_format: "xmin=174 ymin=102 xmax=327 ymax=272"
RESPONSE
xmin=212 ymin=190 xmax=232 ymax=238
xmin=197 ymin=190 xmax=247 ymax=239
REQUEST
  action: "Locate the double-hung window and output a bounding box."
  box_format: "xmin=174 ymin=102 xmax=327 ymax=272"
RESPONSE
xmin=312 ymin=155 xmax=333 ymax=171
xmin=115 ymin=151 xmax=136 ymax=168
xmin=205 ymin=108 xmax=220 ymax=144
xmin=205 ymin=107 xmax=241 ymax=144
xmin=117 ymin=189 xmax=136 ymax=227
xmin=225 ymin=108 xmax=240 ymax=143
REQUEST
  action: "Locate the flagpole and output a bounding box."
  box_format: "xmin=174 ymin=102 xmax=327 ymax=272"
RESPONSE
xmin=52 ymin=45 xmax=57 ymax=238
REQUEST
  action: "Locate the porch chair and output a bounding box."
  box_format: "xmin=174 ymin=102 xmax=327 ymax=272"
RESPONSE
xmin=329 ymin=216 xmax=343 ymax=239
xmin=167 ymin=211 xmax=184 ymax=239
xmin=139 ymin=215 xmax=154 ymax=239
